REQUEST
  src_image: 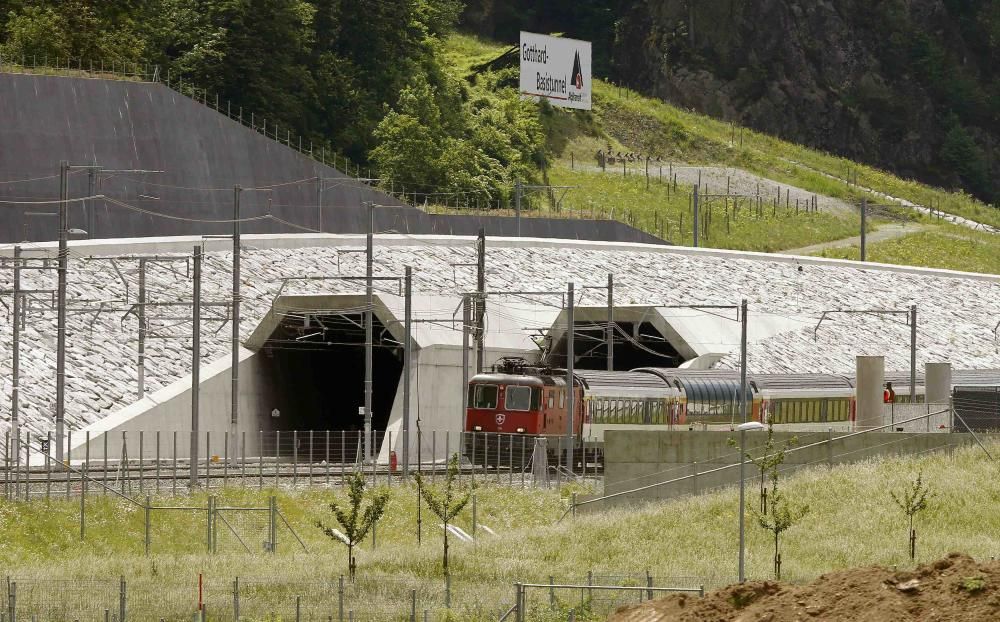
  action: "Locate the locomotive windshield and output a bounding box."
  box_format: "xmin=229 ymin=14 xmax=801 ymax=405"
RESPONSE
xmin=505 ymin=386 xmax=532 ymax=411
xmin=470 ymin=384 xmax=498 ymax=409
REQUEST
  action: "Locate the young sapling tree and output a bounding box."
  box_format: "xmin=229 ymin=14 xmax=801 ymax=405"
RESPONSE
xmin=890 ymin=471 xmax=932 ymax=561
xmin=317 ymin=471 xmax=390 ymax=579
xmin=416 ymin=453 xmax=474 ymax=576
xmin=753 ymin=478 xmax=809 ymax=580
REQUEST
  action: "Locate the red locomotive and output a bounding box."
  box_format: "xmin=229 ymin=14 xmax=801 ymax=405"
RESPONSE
xmin=466 ymin=358 xmax=585 ymax=436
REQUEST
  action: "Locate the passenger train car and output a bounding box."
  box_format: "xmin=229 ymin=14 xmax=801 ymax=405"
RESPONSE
xmin=466 ymin=362 xmax=1000 ymax=442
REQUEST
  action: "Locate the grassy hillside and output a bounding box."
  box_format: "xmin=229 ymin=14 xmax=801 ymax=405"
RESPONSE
xmin=441 ymin=34 xmax=1000 ymax=268
xmin=3 ymin=444 xmax=998 ymax=620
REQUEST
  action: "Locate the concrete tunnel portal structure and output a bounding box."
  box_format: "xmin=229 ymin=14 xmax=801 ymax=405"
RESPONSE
xmin=29 ymin=232 xmax=1000 ymax=466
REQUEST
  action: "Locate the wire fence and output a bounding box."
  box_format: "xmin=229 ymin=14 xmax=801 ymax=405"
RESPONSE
xmin=2 ymin=571 xmax=708 ymax=622
xmin=0 ymin=430 xmax=602 ymax=503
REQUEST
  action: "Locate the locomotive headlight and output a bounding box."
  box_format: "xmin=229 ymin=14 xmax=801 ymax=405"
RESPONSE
xmin=473 ymin=425 xmax=483 ymax=431
xmin=516 ymin=427 xmax=526 ymax=433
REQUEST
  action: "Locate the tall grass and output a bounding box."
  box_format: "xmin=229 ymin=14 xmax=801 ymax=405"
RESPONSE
xmin=816 ymin=225 xmax=1000 ymax=275
xmin=2 ymin=445 xmax=998 ymax=620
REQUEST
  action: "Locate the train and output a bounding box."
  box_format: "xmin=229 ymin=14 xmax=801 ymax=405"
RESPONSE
xmin=465 ymin=358 xmax=1000 ymax=442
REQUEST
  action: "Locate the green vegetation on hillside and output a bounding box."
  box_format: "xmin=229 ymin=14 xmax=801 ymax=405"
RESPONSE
xmin=816 ymin=228 xmax=1000 ymax=275
xmin=460 ymin=1 xmax=1000 ymax=204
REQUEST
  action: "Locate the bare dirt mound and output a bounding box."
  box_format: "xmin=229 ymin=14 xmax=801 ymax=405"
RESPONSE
xmin=609 ymin=553 xmax=1000 ymax=622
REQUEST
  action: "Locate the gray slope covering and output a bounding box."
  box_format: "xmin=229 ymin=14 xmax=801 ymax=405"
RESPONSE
xmin=0 ymin=73 xmax=658 ymax=244
xmin=2 ymin=236 xmax=1000 ymax=439
xmin=609 ymin=0 xmax=998 ymax=202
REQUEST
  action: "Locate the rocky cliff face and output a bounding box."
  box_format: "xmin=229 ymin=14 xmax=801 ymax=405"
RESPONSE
xmin=612 ymin=0 xmax=998 ymax=201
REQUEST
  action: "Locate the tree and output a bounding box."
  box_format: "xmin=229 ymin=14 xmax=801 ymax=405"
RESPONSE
xmin=749 ymin=427 xmax=808 ymax=580
xmin=752 ymin=478 xmax=809 ymax=580
xmin=317 ymin=471 xmax=389 ymax=579
xmin=729 ymin=423 xmax=795 ymax=514
xmin=891 ymin=471 xmax=933 ymax=561
xmin=415 ymin=454 xmax=474 ymax=576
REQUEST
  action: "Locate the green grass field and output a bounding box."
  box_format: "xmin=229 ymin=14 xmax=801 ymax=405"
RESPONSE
xmin=814 ymin=225 xmax=1000 ymax=274
xmin=3 ymin=444 xmax=998 ymax=620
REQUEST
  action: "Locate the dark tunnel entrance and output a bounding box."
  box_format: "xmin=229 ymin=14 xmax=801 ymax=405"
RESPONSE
xmin=549 ymin=321 xmax=683 ymax=370
xmin=257 ymin=311 xmax=403 ymax=445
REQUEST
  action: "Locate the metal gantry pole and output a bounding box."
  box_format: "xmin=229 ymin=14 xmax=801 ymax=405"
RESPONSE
xmin=475 ymin=228 xmax=486 ymax=374
xmin=738 ymin=298 xmax=749 ymax=583
xmin=231 ymin=185 xmax=242 ymax=460
xmin=606 ymin=273 xmax=614 ymax=371
xmin=462 ymin=295 xmax=471 ymax=432
xmin=190 ymin=245 xmax=202 ymax=488
xmin=910 ymin=304 xmax=917 ymax=403
xmin=56 ymin=160 xmax=69 ymax=462
xmin=403 ymin=266 xmax=412 ymax=480
xmin=565 ymin=282 xmax=575 ymax=469
xmin=87 ymin=167 xmax=97 ymax=239
xmin=11 ymin=245 xmax=21 ymax=439
xmin=365 ymin=201 xmax=374 ymax=463
xmin=740 ymin=299 xmax=748 ymax=425
xmin=137 ymin=258 xmax=147 ymax=399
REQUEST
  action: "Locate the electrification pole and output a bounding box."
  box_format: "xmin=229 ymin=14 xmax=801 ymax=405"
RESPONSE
xmin=565 ymin=282 xmax=575 ymax=469
xmin=231 ymin=185 xmax=242 ymax=459
xmin=137 ymin=258 xmax=147 ymax=398
xmin=910 ymin=304 xmax=917 ymax=403
xmin=364 ymin=201 xmax=374 ymax=463
xmin=403 ymin=266 xmax=412 ymax=479
xmin=55 ymin=160 xmax=69 ymax=462
xmin=190 ymin=245 xmax=202 ymax=488
xmin=606 ymin=273 xmax=614 ymax=371
xmin=11 ymin=245 xmax=21 ymax=438
xmin=475 ymin=228 xmax=486 ymax=374
xmin=462 ymin=295 xmax=471 ymax=431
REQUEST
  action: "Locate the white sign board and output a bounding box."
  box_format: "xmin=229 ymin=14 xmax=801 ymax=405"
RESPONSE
xmin=519 ymin=32 xmax=592 ymax=110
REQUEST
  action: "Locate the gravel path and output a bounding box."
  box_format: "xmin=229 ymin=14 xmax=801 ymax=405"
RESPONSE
xmin=781 ymin=222 xmax=930 ymax=256
xmin=578 ymin=161 xmax=854 ymax=215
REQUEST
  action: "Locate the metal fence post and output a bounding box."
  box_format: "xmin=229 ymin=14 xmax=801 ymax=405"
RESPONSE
xmin=514 ymin=583 xmax=522 ymax=622
xmin=446 ymin=573 xmax=451 ymax=608
xmin=646 ymin=570 xmax=653 ymax=600
xmin=549 ymin=576 xmax=555 ymax=609
xmin=409 ymin=590 xmax=416 ymax=622
xmin=80 ymin=464 xmax=87 ymax=540
xmin=8 ymin=580 xmax=15 ymax=622
xmin=119 ymin=577 xmax=126 ymax=622
xmin=269 ymin=495 xmax=277 ymax=553
xmin=827 ymin=428 xmax=834 ymax=467
xmin=234 ymin=577 xmax=240 ymax=622
xmin=296 ymin=596 xmax=301 ymax=622
xmin=338 ymin=576 xmax=344 ymax=622
xmin=172 ymin=432 xmax=177 ymax=497
xmin=155 ymin=431 xmax=161 ymax=494
xmin=144 ymin=496 xmax=151 ymax=556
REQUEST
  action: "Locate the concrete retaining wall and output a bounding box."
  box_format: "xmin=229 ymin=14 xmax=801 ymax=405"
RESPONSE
xmin=0 ymin=73 xmax=660 ymax=245
xmin=578 ymin=429 xmax=972 ymax=511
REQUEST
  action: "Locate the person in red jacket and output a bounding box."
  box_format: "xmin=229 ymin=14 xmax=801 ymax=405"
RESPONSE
xmin=883 ymin=382 xmax=896 ymax=403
